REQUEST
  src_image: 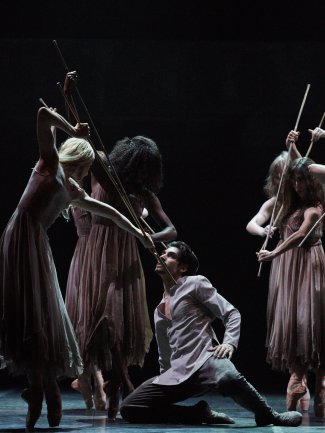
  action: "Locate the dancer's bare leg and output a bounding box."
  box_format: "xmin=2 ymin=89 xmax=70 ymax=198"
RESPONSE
xmin=286 ymin=364 xmax=308 ymax=411
xmin=105 ymin=344 xmax=134 ymax=420
xmin=314 ymin=368 xmax=325 ymax=417
xmin=22 ymin=369 xmax=44 ymax=430
xmin=91 ymin=363 xmax=106 ymax=410
xmin=43 ymin=369 xmax=62 ymax=427
xmin=71 ymin=365 xmax=94 ymax=409
xmin=296 ymin=373 xmax=310 ymax=411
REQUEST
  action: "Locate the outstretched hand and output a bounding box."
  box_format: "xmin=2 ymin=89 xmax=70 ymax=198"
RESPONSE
xmin=68 ymin=177 xmax=88 ymax=201
xmin=208 ymin=343 xmax=234 ymax=359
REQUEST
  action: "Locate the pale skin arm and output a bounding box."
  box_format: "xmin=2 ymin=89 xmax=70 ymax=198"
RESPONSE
xmin=63 ymin=70 xmax=78 ymax=123
xmin=308 ymin=164 xmax=325 ymax=184
xmin=69 ymin=179 xmax=154 ymax=249
xmin=309 ymin=164 xmax=325 ymax=175
xmin=308 ymin=127 xmax=325 ymax=142
xmin=145 ymin=192 xmax=177 ymax=242
xmin=246 ymin=197 xmax=276 ymax=237
xmin=37 ymin=106 xmax=89 ymax=171
xmin=285 ymin=130 xmax=301 ymax=159
xmin=257 ymin=206 xmax=322 ymax=261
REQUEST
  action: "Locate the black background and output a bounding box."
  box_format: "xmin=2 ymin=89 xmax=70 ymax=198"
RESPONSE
xmin=1 ymin=1 xmax=325 ymax=393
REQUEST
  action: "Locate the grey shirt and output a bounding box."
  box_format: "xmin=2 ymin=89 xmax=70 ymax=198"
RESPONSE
xmin=153 ymin=275 xmax=241 ymax=385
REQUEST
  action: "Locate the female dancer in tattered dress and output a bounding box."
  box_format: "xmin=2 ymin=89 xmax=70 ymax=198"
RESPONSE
xmin=258 ymin=156 xmax=325 ymax=417
xmin=0 ymin=107 xmax=153 ymax=430
xmin=66 ymin=208 xmax=91 ymax=336
xmin=247 ymin=130 xmax=312 ymax=411
xmin=75 ymin=139 xmax=177 ymax=419
xmin=65 ymin=205 xmax=107 ymax=410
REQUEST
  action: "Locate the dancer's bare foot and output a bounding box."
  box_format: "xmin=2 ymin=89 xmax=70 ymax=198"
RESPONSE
xmin=104 ymin=380 xmax=121 ymax=420
xmin=71 ymin=377 xmax=94 ymax=409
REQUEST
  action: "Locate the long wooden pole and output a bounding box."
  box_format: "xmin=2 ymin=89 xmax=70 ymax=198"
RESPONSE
xmin=52 ymin=42 xmax=177 ymax=284
xmin=257 ymin=84 xmax=311 ymax=277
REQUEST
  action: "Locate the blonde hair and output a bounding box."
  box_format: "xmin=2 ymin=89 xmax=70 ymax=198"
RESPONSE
xmin=58 ymin=138 xmax=95 ymax=221
xmin=58 ymin=137 xmax=95 ymax=167
xmin=263 ymin=151 xmax=288 ymax=198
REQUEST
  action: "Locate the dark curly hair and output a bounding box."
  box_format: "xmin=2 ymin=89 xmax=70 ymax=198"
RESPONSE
xmin=281 ymin=157 xmax=325 ymax=223
xmin=109 ymin=136 xmax=163 ymax=194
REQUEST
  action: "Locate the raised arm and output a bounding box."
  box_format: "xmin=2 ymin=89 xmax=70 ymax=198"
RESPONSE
xmin=308 ymin=164 xmax=325 ymax=184
xmin=309 ymin=163 xmax=325 ymax=179
xmin=37 ymin=107 xmax=89 ymax=170
xmin=246 ymin=197 xmax=276 ymax=237
xmin=145 ymin=192 xmax=177 ymax=242
xmin=285 ymin=130 xmax=301 ymax=159
xmin=63 ymin=70 xmax=79 ymax=123
xmin=308 ymin=127 xmax=325 ymax=143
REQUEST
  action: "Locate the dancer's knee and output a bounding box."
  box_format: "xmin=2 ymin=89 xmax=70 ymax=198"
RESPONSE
xmin=218 ymin=371 xmax=246 ymax=396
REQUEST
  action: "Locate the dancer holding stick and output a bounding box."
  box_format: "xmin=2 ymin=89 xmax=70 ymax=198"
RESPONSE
xmin=0 ymin=105 xmax=154 ymax=430
xmin=256 ymin=84 xmax=310 ymax=277
xmin=255 ymin=111 xmax=325 ymax=256
xmin=59 ymin=65 xmax=177 ymax=419
xmin=257 ymin=155 xmax=325 ymax=417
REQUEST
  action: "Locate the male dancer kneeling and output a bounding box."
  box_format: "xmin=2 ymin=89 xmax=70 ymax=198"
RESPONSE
xmin=120 ymin=241 xmax=302 ymax=427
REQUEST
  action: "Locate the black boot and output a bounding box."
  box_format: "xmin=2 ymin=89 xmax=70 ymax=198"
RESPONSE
xmin=221 ymin=376 xmax=302 ymax=427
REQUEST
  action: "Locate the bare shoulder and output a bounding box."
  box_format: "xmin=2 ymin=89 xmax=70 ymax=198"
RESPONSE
xmin=145 ymin=191 xmax=166 ymax=217
xmin=145 ymin=191 xmax=160 ymax=206
xmin=304 ymin=206 xmax=323 ymax=219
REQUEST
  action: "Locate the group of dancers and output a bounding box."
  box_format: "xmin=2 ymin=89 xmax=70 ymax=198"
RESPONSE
xmin=0 ymin=68 xmax=324 ymax=431
xmin=248 ymin=128 xmax=325 ymax=417
xmin=0 ymin=68 xmax=176 ymax=430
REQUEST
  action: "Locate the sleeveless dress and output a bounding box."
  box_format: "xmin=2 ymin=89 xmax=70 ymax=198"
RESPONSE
xmin=75 ymin=178 xmax=153 ymax=370
xmin=65 ymin=208 xmax=92 ymax=329
xmin=0 ymin=163 xmax=83 ymax=377
xmin=266 ymin=207 xmax=325 ymax=371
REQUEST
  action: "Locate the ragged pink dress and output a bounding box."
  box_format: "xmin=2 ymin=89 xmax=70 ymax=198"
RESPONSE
xmin=65 ymin=208 xmax=92 ymax=329
xmin=75 ymin=178 xmax=153 ymax=370
xmin=266 ymin=207 xmax=325 ymax=371
xmin=0 ymin=163 xmax=83 ymax=377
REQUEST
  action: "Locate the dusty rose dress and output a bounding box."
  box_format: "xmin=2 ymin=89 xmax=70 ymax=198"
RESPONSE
xmin=0 ymin=163 xmax=83 ymax=377
xmin=65 ymin=208 xmax=92 ymax=329
xmin=266 ymin=207 xmax=325 ymax=371
xmin=75 ymin=178 xmax=153 ymax=370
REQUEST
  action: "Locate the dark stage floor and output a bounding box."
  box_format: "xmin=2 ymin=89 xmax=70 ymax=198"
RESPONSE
xmin=0 ymin=388 xmax=324 ymax=433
